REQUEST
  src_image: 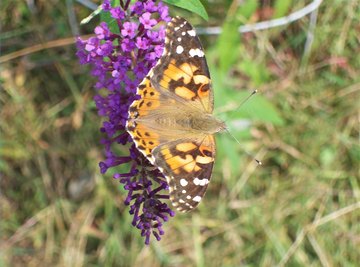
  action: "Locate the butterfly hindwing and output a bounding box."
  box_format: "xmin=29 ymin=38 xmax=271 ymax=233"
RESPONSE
xmin=152 ymin=135 xmax=215 ymax=212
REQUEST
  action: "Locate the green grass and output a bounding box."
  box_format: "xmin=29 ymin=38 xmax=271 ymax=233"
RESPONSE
xmin=1 ymin=0 xmax=359 ymax=266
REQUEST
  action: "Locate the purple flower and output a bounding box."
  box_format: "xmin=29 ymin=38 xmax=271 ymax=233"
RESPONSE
xmin=121 ymin=38 xmax=135 ymax=52
xmin=102 ymin=0 xmax=111 ymax=11
xmin=136 ymin=37 xmax=149 ymax=50
xmin=121 ymin=21 xmax=138 ymax=38
xmin=96 ymin=41 xmax=113 ymax=56
xmin=140 ymin=12 xmax=157 ymax=29
xmin=158 ymin=2 xmax=171 ymax=22
xmin=110 ymin=6 xmax=125 ymax=20
xmin=76 ymin=0 xmax=174 ymax=245
xmin=130 ymin=2 xmax=144 ymax=15
xmin=94 ymin=22 xmax=110 ymax=40
xmin=144 ymin=1 xmax=157 ymax=12
xmin=84 ymin=37 xmax=98 ymax=52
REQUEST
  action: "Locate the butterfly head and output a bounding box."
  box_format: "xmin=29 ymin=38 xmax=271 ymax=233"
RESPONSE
xmin=194 ymin=113 xmax=226 ymax=134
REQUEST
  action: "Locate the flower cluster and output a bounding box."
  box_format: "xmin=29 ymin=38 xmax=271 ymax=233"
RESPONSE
xmin=76 ymin=0 xmax=174 ymax=244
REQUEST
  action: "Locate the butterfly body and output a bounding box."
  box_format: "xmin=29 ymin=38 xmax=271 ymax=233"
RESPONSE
xmin=127 ymin=17 xmax=225 ymax=212
xmin=132 ymin=107 xmax=225 ymax=134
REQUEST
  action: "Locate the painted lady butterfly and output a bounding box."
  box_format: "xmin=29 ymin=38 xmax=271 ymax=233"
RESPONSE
xmin=126 ymin=16 xmax=226 ymax=212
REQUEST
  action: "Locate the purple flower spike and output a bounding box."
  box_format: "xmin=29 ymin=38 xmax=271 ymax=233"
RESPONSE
xmin=76 ymin=0 xmax=174 ymax=245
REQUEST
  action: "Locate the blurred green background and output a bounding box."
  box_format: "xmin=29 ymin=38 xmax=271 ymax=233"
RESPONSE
xmin=1 ymin=0 xmax=359 ymax=266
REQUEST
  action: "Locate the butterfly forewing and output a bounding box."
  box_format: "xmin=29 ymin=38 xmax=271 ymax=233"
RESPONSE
xmin=150 ymin=16 xmax=214 ymax=114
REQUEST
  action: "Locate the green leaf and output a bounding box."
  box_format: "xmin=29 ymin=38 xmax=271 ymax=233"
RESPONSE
xmin=100 ymin=10 xmax=119 ymax=34
xmin=163 ymin=0 xmax=208 ymax=21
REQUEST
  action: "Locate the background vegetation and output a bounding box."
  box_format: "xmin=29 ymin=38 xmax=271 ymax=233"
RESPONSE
xmin=1 ymin=0 xmax=359 ymax=266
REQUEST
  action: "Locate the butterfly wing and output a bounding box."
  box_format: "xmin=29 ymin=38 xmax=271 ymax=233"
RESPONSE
xmin=150 ymin=16 xmax=214 ymax=114
xmin=152 ymin=135 xmax=215 ymax=212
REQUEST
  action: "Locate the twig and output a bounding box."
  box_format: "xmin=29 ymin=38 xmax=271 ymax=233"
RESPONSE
xmin=303 ymin=5 xmax=319 ymax=57
xmin=301 ymin=3 xmax=320 ymax=70
xmin=196 ymin=0 xmax=324 ymax=35
xmin=0 ymin=35 xmax=93 ymax=64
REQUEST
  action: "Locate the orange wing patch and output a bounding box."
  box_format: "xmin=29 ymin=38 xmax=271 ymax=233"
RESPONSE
xmin=129 ymin=76 xmax=161 ymax=117
xmin=127 ymin=76 xmax=162 ymax=158
xmin=127 ymin=121 xmax=160 ymax=158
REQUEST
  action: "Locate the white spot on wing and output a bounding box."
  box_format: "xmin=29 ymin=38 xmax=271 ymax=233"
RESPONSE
xmin=193 ymin=178 xmax=209 ymax=186
xmin=182 ymin=190 xmax=186 ymax=193
xmin=176 ymin=45 xmax=184 ymax=54
xmin=189 ymin=48 xmax=204 ymax=58
xmin=180 ymin=178 xmax=188 ymax=187
xmin=186 ymin=195 xmax=191 ymax=200
xmin=193 ymin=196 xmax=202 ymax=202
xmin=187 ymin=30 xmax=196 ymax=36
xmin=177 ymin=37 xmax=181 ymax=42
xmin=179 ymin=199 xmax=185 ymax=203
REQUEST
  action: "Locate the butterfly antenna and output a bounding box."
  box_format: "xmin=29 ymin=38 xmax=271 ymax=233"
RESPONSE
xmin=225 ymin=128 xmax=262 ymax=165
xmin=233 ymin=89 xmax=258 ymax=115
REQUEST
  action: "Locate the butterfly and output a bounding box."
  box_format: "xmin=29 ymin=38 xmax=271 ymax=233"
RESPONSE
xmin=126 ymin=16 xmax=226 ymax=212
